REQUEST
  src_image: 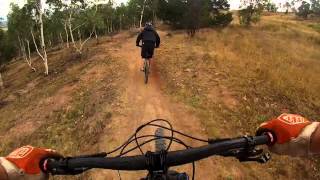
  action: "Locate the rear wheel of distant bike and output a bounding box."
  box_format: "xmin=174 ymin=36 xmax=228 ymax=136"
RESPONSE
xmin=144 ymin=59 xmax=149 ymax=84
xmin=155 ymin=127 xmax=166 ymax=152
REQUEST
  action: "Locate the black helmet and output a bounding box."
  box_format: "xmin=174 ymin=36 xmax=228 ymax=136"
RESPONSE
xmin=145 ymin=22 xmax=153 ymax=28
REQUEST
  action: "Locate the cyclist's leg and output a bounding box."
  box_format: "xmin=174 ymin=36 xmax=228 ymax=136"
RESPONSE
xmin=148 ymin=58 xmax=151 ymax=71
xmin=141 ymin=44 xmax=146 ymax=71
xmin=147 ymin=46 xmax=154 ymax=71
xmin=140 ymin=58 xmax=145 ymax=71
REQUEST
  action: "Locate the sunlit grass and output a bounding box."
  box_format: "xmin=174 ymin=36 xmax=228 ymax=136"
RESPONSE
xmin=156 ymin=14 xmax=320 ymax=179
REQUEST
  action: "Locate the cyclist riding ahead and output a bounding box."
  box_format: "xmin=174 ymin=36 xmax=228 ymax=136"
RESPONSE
xmin=0 ymin=113 xmax=319 ymax=179
xmin=136 ymin=22 xmax=160 ymax=72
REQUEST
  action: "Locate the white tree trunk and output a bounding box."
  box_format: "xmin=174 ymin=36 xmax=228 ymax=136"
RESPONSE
xmin=0 ymin=72 xmax=3 ymax=90
xmin=78 ymin=29 xmax=82 ymax=47
xmin=78 ymin=30 xmax=94 ymax=54
xmin=59 ymin=33 xmax=64 ymax=48
xmin=64 ymin=21 xmax=69 ymax=48
xmin=26 ymin=39 xmax=36 ymax=72
xmin=139 ymin=0 xmax=147 ymax=28
xmin=94 ymin=27 xmax=98 ymax=44
xmin=66 ymin=6 xmax=96 ymax=55
xmin=31 ymin=30 xmax=48 ymax=74
xmin=68 ymin=14 xmax=76 ymax=49
xmin=36 ymin=0 xmax=49 ymax=75
xmin=18 ymin=36 xmax=36 ymax=72
xmin=18 ymin=36 xmax=27 ymax=60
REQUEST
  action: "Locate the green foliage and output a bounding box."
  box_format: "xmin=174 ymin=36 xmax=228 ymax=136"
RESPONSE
xmin=206 ymin=0 xmax=233 ymax=27
xmin=2 ymin=0 xmax=233 ymax=64
xmin=308 ymin=23 xmax=320 ymax=32
xmin=296 ymin=1 xmax=312 ymax=19
xmin=265 ymin=1 xmax=278 ymax=12
xmin=0 ymin=29 xmax=16 ymax=64
xmin=238 ymin=0 xmax=265 ymax=26
xmin=210 ymin=13 xmax=233 ymax=27
xmin=311 ymin=0 xmax=320 ymax=15
xmin=157 ymin=0 xmax=232 ymax=35
xmin=157 ymin=0 xmax=187 ymax=28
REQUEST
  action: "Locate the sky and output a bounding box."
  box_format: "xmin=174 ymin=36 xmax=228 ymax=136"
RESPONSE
xmin=0 ymin=0 xmax=290 ymax=20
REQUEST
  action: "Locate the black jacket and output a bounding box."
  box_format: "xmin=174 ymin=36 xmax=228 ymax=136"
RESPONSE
xmin=136 ymin=26 xmax=160 ymax=47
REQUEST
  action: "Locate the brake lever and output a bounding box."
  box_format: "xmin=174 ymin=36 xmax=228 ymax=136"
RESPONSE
xmin=219 ymin=148 xmax=271 ymax=163
xmin=214 ymin=135 xmax=271 ymax=164
xmin=237 ymin=152 xmax=271 ymax=163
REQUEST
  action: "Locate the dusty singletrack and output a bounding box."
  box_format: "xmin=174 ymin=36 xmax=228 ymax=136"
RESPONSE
xmin=89 ymin=33 xmax=219 ymax=180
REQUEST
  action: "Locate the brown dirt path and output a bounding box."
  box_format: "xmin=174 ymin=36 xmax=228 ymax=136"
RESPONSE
xmin=90 ymin=32 xmax=220 ymax=180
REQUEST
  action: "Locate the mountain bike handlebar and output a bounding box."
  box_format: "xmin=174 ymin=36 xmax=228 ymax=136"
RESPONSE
xmin=136 ymin=44 xmax=159 ymax=48
xmin=44 ymin=134 xmax=273 ymax=174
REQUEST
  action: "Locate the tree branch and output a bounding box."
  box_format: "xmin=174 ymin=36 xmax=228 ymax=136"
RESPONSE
xmin=31 ymin=30 xmax=45 ymax=62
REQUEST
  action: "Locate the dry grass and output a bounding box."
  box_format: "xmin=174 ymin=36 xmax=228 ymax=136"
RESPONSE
xmin=0 ymin=37 xmax=126 ymax=160
xmin=156 ymin=14 xmax=320 ymax=179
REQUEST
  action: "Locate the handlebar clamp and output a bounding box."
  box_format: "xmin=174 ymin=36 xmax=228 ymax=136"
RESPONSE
xmin=243 ymin=136 xmax=256 ymax=150
xmin=145 ymin=150 xmax=168 ymax=173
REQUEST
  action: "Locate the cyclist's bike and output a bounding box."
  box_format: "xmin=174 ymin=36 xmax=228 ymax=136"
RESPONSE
xmin=42 ymin=119 xmax=274 ymax=180
xmin=137 ymin=45 xmax=151 ymax=84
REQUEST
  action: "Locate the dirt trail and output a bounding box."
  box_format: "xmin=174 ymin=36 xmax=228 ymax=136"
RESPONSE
xmin=90 ymin=33 xmax=219 ymax=180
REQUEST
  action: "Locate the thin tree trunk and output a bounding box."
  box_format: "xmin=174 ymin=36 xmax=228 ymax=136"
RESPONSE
xmin=111 ymin=20 xmax=113 ymax=32
xmin=94 ymin=27 xmax=98 ymax=44
xmin=64 ymin=21 xmax=69 ymax=48
xmin=18 ymin=35 xmax=27 ymax=60
xmin=79 ymin=30 xmax=94 ymax=53
xmin=0 ymin=72 xmax=3 ymax=90
xmin=31 ymin=31 xmax=43 ymax=60
xmin=139 ymin=0 xmax=147 ymax=28
xmin=119 ymin=15 xmax=122 ymax=31
xmin=48 ymin=39 xmax=52 ymax=47
xmin=19 ymin=36 xmax=36 ymax=72
xmin=68 ymin=14 xmax=76 ymax=49
xmin=37 ymin=0 xmax=49 ymax=75
xmin=26 ymin=39 xmax=31 ymax=60
xmin=26 ymin=39 xmax=36 ymax=72
xmin=78 ymin=29 xmax=82 ymax=47
xmin=17 ymin=36 xmax=24 ymax=59
xmin=31 ymin=30 xmax=48 ymax=75
xmin=59 ymin=32 xmax=64 ymax=47
xmin=153 ymin=0 xmax=158 ymax=24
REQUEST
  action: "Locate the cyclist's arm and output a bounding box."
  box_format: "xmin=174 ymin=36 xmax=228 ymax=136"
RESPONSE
xmin=311 ymin=124 xmax=320 ymax=153
xmin=155 ymin=31 xmax=160 ymax=47
xmin=257 ymin=114 xmax=319 ymax=156
xmin=0 ymin=164 xmax=8 ymax=180
xmin=136 ymin=32 xmax=142 ymax=46
xmin=0 ymin=146 xmax=61 ymax=180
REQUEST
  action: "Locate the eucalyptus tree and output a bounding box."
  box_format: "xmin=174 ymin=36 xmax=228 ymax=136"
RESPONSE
xmin=30 ymin=0 xmax=49 ymax=75
xmin=7 ymin=3 xmax=36 ymax=72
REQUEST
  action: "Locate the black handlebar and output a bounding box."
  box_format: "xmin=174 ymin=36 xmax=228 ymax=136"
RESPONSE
xmin=136 ymin=44 xmax=159 ymax=48
xmin=45 ymin=134 xmax=272 ymax=174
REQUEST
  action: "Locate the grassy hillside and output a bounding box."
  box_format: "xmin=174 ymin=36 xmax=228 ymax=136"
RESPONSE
xmin=0 ymin=37 xmax=127 ymax=158
xmin=0 ymin=13 xmax=319 ymax=180
xmin=156 ymin=14 xmax=320 ymax=179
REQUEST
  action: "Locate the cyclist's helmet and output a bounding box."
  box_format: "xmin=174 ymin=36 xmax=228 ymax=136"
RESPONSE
xmin=145 ymin=22 xmax=153 ymax=28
